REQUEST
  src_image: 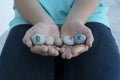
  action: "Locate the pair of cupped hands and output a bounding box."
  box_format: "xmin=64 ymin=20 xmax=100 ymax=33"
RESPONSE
xmin=23 ymin=21 xmax=94 ymax=59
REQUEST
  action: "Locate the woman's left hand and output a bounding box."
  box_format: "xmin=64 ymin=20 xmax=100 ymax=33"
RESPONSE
xmin=60 ymin=20 xmax=94 ymax=59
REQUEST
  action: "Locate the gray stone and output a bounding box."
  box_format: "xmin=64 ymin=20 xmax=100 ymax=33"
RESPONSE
xmin=31 ymin=33 xmax=46 ymax=45
xmin=74 ymin=34 xmax=86 ymax=44
xmin=45 ymin=36 xmax=54 ymax=45
xmin=63 ymin=36 xmax=75 ymax=46
xmin=55 ymin=38 xmax=63 ymax=46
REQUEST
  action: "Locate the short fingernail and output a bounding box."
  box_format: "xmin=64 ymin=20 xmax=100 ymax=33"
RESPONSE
xmin=57 ymin=48 xmax=61 ymax=51
xmin=61 ymin=48 xmax=65 ymax=53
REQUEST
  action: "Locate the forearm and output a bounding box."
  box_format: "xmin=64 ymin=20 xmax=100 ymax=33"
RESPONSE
xmin=14 ymin=0 xmax=54 ymax=25
xmin=65 ymin=0 xmax=99 ymax=24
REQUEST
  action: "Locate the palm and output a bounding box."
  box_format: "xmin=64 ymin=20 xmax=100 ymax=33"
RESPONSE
xmin=28 ymin=23 xmax=60 ymax=37
xmin=60 ymin=21 xmax=94 ymax=59
xmin=61 ymin=23 xmax=88 ymax=37
xmin=23 ymin=22 xmax=60 ymax=56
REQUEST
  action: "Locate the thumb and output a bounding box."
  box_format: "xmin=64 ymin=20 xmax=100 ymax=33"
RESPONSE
xmin=23 ymin=31 xmax=33 ymax=47
xmin=25 ymin=40 xmax=32 ymax=47
xmin=85 ymin=31 xmax=94 ymax=48
xmin=83 ymin=27 xmax=94 ymax=48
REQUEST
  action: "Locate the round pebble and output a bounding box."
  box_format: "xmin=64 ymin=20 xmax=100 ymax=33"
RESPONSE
xmin=74 ymin=34 xmax=86 ymax=44
xmin=31 ymin=33 xmax=46 ymax=45
xmin=63 ymin=36 xmax=75 ymax=46
xmin=45 ymin=36 xmax=55 ymax=45
xmin=55 ymin=38 xmax=63 ymax=46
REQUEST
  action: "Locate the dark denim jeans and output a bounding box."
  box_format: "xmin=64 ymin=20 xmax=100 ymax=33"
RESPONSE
xmin=0 ymin=22 xmax=120 ymax=80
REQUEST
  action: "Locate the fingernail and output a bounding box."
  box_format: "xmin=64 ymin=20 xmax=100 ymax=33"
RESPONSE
xmin=61 ymin=48 xmax=65 ymax=53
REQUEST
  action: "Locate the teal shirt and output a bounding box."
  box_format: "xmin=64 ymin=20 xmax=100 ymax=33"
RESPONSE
xmin=9 ymin=0 xmax=110 ymax=28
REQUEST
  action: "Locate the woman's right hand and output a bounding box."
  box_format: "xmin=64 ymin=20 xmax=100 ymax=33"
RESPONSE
xmin=23 ymin=22 xmax=60 ymax=56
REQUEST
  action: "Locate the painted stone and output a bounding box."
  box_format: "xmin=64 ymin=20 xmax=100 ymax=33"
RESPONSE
xmin=74 ymin=34 xmax=86 ymax=44
xmin=31 ymin=33 xmax=45 ymax=45
xmin=55 ymin=38 xmax=63 ymax=46
xmin=45 ymin=36 xmax=55 ymax=45
xmin=63 ymin=36 xmax=75 ymax=46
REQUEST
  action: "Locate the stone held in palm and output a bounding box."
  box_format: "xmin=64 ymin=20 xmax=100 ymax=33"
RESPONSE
xmin=55 ymin=38 xmax=63 ymax=46
xmin=63 ymin=36 xmax=75 ymax=46
xmin=31 ymin=33 xmax=46 ymax=45
xmin=45 ymin=36 xmax=55 ymax=45
xmin=74 ymin=34 xmax=86 ymax=44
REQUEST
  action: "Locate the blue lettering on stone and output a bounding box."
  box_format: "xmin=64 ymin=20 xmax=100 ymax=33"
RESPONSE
xmin=77 ymin=36 xmax=81 ymax=40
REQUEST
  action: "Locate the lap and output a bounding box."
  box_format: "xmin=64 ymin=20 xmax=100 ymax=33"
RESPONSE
xmin=0 ymin=23 xmax=120 ymax=80
xmin=0 ymin=24 xmax=55 ymax=80
xmin=62 ymin=22 xmax=120 ymax=80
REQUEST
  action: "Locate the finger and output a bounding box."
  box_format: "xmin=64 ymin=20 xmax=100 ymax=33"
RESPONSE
xmin=54 ymin=49 xmax=59 ymax=56
xmin=65 ymin=48 xmax=73 ymax=60
xmin=40 ymin=45 xmax=48 ymax=53
xmin=60 ymin=47 xmax=66 ymax=53
xmin=55 ymin=47 xmax=61 ymax=51
xmin=23 ymin=30 xmax=33 ymax=47
xmin=62 ymin=47 xmax=69 ymax=59
xmin=47 ymin=46 xmax=58 ymax=56
xmin=52 ymin=46 xmax=59 ymax=56
xmin=26 ymin=40 xmax=32 ymax=47
xmin=71 ymin=45 xmax=89 ymax=57
xmin=30 ymin=46 xmax=49 ymax=56
xmin=83 ymin=28 xmax=94 ymax=47
xmin=60 ymin=45 xmax=69 ymax=53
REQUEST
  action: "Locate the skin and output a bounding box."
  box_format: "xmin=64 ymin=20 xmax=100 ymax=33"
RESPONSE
xmin=15 ymin=0 xmax=60 ymax=56
xmin=61 ymin=0 xmax=99 ymax=59
xmin=15 ymin=0 xmax=99 ymax=59
xmin=23 ymin=22 xmax=60 ymax=56
xmin=61 ymin=21 xmax=93 ymax=59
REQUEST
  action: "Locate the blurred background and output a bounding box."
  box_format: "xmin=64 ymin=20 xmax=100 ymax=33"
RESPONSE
xmin=0 ymin=0 xmax=120 ymax=54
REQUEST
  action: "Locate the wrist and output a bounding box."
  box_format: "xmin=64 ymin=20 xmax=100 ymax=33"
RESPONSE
xmin=41 ymin=18 xmax=55 ymax=24
xmin=31 ymin=15 xmax=55 ymax=25
xmin=34 ymin=20 xmax=55 ymax=26
xmin=64 ymin=19 xmax=85 ymax=26
xmin=64 ymin=14 xmax=87 ymax=24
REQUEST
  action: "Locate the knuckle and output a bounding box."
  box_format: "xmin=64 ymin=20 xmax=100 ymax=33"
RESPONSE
xmin=86 ymin=28 xmax=92 ymax=33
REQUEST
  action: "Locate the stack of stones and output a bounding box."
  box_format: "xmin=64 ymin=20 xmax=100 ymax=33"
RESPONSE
xmin=31 ymin=33 xmax=86 ymax=46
